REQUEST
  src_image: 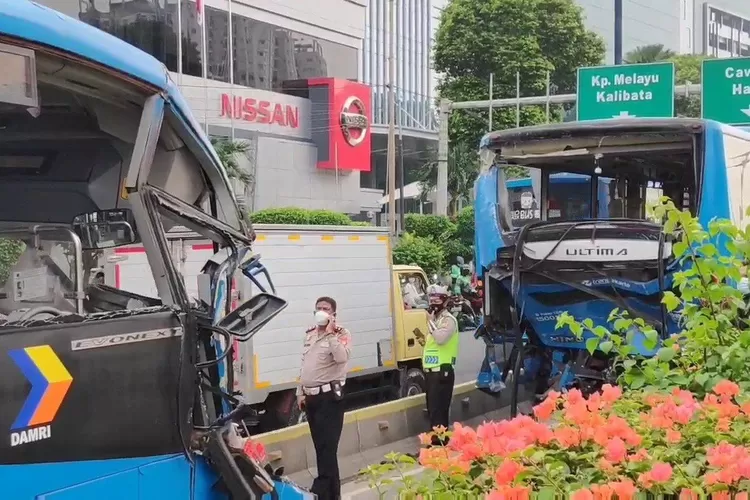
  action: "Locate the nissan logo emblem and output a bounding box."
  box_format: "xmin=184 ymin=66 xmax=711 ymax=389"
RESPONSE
xmin=340 ymin=96 xmax=368 ymax=147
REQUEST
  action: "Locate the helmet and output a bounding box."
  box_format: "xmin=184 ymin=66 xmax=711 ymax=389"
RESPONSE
xmin=427 ymin=284 xmax=450 ymax=309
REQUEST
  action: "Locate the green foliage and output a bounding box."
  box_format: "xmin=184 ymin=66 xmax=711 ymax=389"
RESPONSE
xmin=556 ymin=198 xmax=750 ymax=396
xmin=0 ymin=239 xmax=24 ymax=285
xmin=210 ymin=137 xmax=253 ymax=184
xmin=434 ymin=0 xmax=605 ymax=150
xmin=403 ymin=214 xmax=456 ymax=241
xmin=670 ymin=53 xmax=712 ymax=118
xmin=249 ymin=207 xmax=355 ymax=226
xmin=624 ymin=43 xmax=676 ymax=64
xmin=307 ymin=209 xmax=356 ymax=226
xmin=392 ymin=234 xmax=445 ymax=275
xmin=416 ymin=143 xmax=480 ymax=216
xmin=454 ymin=206 xmax=474 ymax=246
xmin=442 ymin=239 xmax=473 ymax=265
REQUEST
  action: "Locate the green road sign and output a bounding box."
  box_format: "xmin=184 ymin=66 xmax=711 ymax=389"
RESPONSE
xmin=702 ymin=57 xmax=750 ymax=125
xmin=576 ymin=62 xmax=675 ymax=121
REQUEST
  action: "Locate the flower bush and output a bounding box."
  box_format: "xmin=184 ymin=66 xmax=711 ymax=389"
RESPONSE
xmin=362 ymin=199 xmax=750 ymax=498
xmin=364 ymin=382 xmax=750 ymax=498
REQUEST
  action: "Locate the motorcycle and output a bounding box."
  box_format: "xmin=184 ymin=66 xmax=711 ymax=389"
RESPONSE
xmin=449 ymin=293 xmax=478 ymax=331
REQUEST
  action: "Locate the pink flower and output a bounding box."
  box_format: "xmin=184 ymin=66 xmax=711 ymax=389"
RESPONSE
xmin=571 ymin=488 xmax=594 ymax=500
xmin=604 ymin=437 xmax=627 ymax=463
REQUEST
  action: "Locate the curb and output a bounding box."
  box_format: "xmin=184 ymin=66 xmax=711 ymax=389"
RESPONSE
xmin=254 ymin=380 xmax=524 ymax=476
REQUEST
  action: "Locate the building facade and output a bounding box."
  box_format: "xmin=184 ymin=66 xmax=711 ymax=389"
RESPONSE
xmin=360 ymin=0 xmax=438 ymax=212
xmin=693 ymin=1 xmax=750 ymax=57
xmin=573 ymin=0 xmax=750 ymax=61
xmin=38 ymin=0 xmax=377 ymax=217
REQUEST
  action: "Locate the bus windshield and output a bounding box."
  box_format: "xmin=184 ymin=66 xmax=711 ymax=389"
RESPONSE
xmin=502 ymin=170 xmax=670 ymax=229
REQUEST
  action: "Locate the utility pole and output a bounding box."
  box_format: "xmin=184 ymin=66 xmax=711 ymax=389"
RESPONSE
xmin=614 ymin=0 xmax=623 ymax=64
xmin=397 ymin=100 xmax=405 ymax=234
xmin=387 ymin=0 xmax=397 ymax=236
xmin=436 ymin=99 xmax=450 ymax=216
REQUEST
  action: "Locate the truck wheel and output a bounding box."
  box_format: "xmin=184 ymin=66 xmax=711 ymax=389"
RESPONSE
xmin=401 ymin=368 xmax=426 ymax=398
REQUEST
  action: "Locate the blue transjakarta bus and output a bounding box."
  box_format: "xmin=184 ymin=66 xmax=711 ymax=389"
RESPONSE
xmin=0 ymin=1 xmax=308 ymax=499
xmin=473 ymin=118 xmax=750 ymax=406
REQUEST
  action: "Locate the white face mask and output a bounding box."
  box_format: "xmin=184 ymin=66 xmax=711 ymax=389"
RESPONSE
xmin=739 ymin=277 xmax=750 ymax=295
xmin=314 ymin=310 xmax=330 ymax=326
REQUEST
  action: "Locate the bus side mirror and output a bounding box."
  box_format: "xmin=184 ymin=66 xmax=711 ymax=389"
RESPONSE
xmin=218 ymin=292 xmax=287 ymax=341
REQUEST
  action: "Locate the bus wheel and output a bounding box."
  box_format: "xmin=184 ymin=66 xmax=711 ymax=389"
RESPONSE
xmin=401 ymin=368 xmax=426 ymax=398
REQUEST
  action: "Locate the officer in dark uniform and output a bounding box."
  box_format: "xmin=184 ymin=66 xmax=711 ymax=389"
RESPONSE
xmin=296 ymin=296 xmax=351 ymax=500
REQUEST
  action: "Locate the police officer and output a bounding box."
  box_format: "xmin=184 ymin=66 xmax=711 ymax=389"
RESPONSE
xmin=422 ymin=284 xmax=459 ymax=445
xmin=296 ymin=296 xmax=351 ymax=500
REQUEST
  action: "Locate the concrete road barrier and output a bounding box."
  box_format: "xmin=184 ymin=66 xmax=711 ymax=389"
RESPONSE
xmin=255 ymin=381 xmax=525 ymax=477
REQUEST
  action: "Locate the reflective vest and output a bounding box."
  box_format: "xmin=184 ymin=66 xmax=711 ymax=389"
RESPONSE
xmin=422 ymin=311 xmax=459 ymax=369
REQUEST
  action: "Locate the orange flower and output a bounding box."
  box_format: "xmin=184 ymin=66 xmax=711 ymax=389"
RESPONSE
xmin=565 ymin=388 xmax=585 ymax=405
xmin=554 ymin=426 xmax=581 ymax=448
xmin=571 ymin=488 xmax=594 ymax=500
xmin=590 ymin=484 xmax=615 ymax=500
xmin=639 ymin=462 xmax=673 ymax=487
xmin=533 ymin=399 xmax=556 ymax=421
xmin=628 ymin=449 xmax=649 ymax=463
xmin=713 ymin=380 xmax=740 ymax=401
xmin=494 ymin=458 xmax=524 ymax=485
xmin=608 ymin=479 xmax=637 ymax=500
xmin=418 ymin=432 xmax=432 ymax=446
xmin=716 ymin=417 xmax=731 ymax=432
xmin=604 ymin=437 xmax=627 ymax=463
xmin=679 ymin=489 xmax=700 ymax=500
xmin=666 ymin=429 xmax=682 ymax=443
xmin=601 ymin=384 xmax=622 ymax=404
xmin=598 ymin=458 xmax=618 ymax=475
xmin=650 ymin=462 xmax=674 ymax=482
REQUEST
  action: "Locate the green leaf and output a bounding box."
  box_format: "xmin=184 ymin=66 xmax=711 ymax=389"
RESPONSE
xmin=662 ymin=291 xmax=681 ymax=312
xmin=656 ymin=347 xmax=676 ymax=362
xmin=672 ymin=240 xmax=688 ymax=258
xmin=599 ymin=340 xmax=614 ymax=354
xmin=643 ymin=329 xmax=659 ymax=350
xmin=536 ymin=487 xmax=557 ymax=500
xmin=694 ymin=372 xmax=710 ymax=387
xmin=630 ymin=375 xmax=646 ymax=389
xmin=585 ymin=337 xmax=599 ymax=354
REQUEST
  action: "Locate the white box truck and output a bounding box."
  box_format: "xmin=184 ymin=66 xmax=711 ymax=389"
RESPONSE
xmin=97 ymin=224 xmax=433 ymax=430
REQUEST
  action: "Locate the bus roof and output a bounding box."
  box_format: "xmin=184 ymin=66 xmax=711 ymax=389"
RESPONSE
xmin=479 ymin=118 xmax=742 ymax=150
xmin=0 ymin=0 xmax=168 ymax=89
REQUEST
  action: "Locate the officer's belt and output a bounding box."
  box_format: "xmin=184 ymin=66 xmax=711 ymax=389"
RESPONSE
xmin=302 ymin=381 xmax=345 ymax=396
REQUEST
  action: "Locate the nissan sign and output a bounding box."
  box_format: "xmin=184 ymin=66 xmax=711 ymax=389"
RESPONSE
xmin=340 ymin=96 xmax=368 ymax=147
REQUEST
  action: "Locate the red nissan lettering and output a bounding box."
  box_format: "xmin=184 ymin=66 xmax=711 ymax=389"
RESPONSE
xmin=242 ymin=98 xmax=257 ymax=122
xmin=271 ymin=103 xmax=285 ymax=126
xmin=257 ymin=100 xmax=271 ymax=124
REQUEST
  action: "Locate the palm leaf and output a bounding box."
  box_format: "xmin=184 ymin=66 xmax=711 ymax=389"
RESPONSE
xmin=210 ymin=137 xmax=253 ymax=185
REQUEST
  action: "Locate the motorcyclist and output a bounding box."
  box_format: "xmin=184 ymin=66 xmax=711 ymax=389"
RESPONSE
xmin=450 ymin=256 xmax=464 ymax=290
xmin=453 ymin=266 xmax=472 ymax=296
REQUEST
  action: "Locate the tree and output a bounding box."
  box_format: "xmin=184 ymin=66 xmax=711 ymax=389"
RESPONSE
xmin=624 ymin=44 xmax=676 ymax=64
xmin=416 ymin=143 xmax=480 ymax=216
xmin=210 ymin=138 xmax=253 ymax=185
xmin=433 ymin=0 xmax=605 ymax=150
xmin=669 ymin=54 xmax=710 ymax=118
